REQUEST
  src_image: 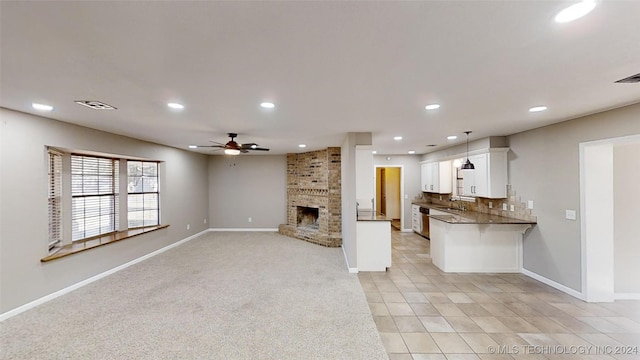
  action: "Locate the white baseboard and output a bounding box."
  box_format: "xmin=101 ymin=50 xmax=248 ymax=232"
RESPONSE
xmin=0 ymin=229 xmax=209 ymax=322
xmin=521 ymin=268 xmax=585 ymax=301
xmin=209 ymin=228 xmax=278 ymax=232
xmin=401 ymin=228 xmax=413 ymax=233
xmin=615 ymin=293 xmax=640 ymax=300
xmin=341 ymin=245 xmax=358 ymax=273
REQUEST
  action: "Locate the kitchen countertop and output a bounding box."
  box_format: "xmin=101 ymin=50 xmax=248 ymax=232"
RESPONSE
xmin=357 ymin=210 xmax=392 ymax=221
xmin=412 ymin=201 xmax=536 ymax=225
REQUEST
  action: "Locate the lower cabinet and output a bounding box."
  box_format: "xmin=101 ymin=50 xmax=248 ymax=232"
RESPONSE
xmin=412 ymin=205 xmax=421 ymax=233
xmin=357 ymin=220 xmax=392 ymax=271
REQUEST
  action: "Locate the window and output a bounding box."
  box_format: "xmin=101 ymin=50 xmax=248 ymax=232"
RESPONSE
xmin=127 ymin=161 xmax=159 ymax=228
xmin=46 ymin=148 xmax=162 ymax=256
xmin=71 ymin=155 xmax=119 ymax=241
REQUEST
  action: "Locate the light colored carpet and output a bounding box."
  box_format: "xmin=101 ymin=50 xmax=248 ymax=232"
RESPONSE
xmin=1 ymin=232 xmax=388 ymax=359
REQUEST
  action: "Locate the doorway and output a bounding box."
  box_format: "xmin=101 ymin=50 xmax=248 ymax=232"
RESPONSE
xmin=375 ymin=166 xmax=402 ymax=230
xmin=580 ymin=134 xmax=640 ymax=302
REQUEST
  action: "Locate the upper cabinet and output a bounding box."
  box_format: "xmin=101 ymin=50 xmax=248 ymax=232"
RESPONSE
xmin=461 ymin=149 xmax=508 ymax=198
xmin=421 ymin=160 xmax=452 ymax=194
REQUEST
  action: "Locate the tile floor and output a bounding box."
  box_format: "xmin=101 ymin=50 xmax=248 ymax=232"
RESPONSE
xmin=358 ymin=229 xmax=640 ymax=360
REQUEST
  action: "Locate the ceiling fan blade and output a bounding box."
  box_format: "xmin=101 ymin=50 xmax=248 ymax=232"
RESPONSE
xmin=240 ymin=143 xmax=258 ymax=149
xmin=250 ymin=147 xmax=269 ymax=151
xmin=240 ymin=149 xmax=249 ymax=153
xmin=195 ymin=145 xmax=225 ymax=148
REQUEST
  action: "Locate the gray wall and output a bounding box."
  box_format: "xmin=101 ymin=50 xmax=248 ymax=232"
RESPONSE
xmin=507 ymin=102 xmax=640 ymax=292
xmin=373 ymin=155 xmax=422 ymax=231
xmin=614 ymin=142 xmax=640 ymax=294
xmin=208 ymin=155 xmax=286 ymax=229
xmin=0 ymin=108 xmax=209 ymax=313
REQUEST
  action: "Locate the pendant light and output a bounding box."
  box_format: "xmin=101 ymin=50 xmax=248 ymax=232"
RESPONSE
xmin=461 ymin=131 xmax=475 ymax=170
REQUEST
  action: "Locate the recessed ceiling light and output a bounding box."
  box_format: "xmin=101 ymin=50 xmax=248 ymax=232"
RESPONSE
xmin=425 ymin=104 xmax=440 ymax=110
xmin=393 ymin=136 xmax=403 ymax=141
xmin=447 ymin=135 xmax=457 ymax=140
xmin=32 ymin=103 xmax=53 ymax=111
xmin=188 ymin=145 xmax=198 ymax=149
xmin=555 ymin=0 xmax=596 ymax=23
xmin=298 ymin=144 xmax=306 ymax=148
xmin=260 ymin=102 xmax=275 ymax=109
xmin=408 ymin=150 xmax=416 ymax=154
xmin=372 ymin=150 xmax=377 ymax=154
xmin=167 ymin=102 xmax=184 ymax=110
xmin=529 ymin=106 xmax=548 ymax=112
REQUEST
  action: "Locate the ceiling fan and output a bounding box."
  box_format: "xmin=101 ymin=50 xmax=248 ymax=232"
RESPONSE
xmin=196 ymin=133 xmax=269 ymax=155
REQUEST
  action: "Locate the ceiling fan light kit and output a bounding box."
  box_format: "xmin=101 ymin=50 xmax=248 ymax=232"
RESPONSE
xmin=195 ymin=133 xmax=270 ymax=155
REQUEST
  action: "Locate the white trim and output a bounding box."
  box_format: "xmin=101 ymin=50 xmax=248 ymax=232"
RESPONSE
xmin=521 ymin=268 xmax=585 ymax=301
xmin=342 ymin=245 xmax=358 ymax=273
xmin=580 ymin=133 xmax=640 ymax=303
xmin=615 ymin=293 xmax=640 ymax=300
xmin=401 ymin=228 xmax=413 ymax=233
xmin=420 ymin=147 xmax=509 ymax=164
xmin=373 ymin=164 xmax=404 ymax=237
xmin=209 ymin=228 xmax=278 ymax=232
xmin=0 ymin=230 xmax=208 ymax=322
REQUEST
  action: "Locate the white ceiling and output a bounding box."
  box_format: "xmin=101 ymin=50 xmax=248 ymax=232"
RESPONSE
xmin=1 ymin=1 xmax=639 ymax=155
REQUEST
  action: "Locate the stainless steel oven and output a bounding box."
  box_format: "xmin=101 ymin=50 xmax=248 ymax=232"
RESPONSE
xmin=419 ymin=206 xmax=430 ymax=239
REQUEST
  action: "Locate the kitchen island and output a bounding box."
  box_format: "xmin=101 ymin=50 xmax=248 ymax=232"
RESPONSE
xmin=356 ymin=210 xmax=392 ymax=271
xmin=428 ymin=207 xmax=536 ymax=273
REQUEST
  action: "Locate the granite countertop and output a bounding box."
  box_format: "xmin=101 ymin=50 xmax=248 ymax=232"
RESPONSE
xmin=412 ymin=201 xmax=536 ymax=225
xmin=357 ymin=210 xmax=392 ymax=222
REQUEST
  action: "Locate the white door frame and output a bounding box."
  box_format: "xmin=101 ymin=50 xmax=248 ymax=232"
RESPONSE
xmin=374 ymin=165 xmax=405 ymax=231
xmin=580 ymin=133 xmax=640 ymax=302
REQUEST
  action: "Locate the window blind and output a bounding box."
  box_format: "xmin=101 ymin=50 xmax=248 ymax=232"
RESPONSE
xmin=71 ymin=155 xmax=119 ymax=241
xmin=48 ymin=150 xmax=63 ymax=251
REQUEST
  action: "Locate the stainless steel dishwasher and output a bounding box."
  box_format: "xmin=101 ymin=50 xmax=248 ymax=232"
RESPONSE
xmin=419 ymin=206 xmax=430 ymax=239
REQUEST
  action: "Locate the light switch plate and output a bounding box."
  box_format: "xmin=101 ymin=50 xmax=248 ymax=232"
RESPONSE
xmin=565 ymin=210 xmax=577 ymax=220
xmin=527 ymin=200 xmax=534 ymax=209
xmin=510 ymin=204 xmax=515 ymax=212
xmin=488 ymin=201 xmax=493 ymax=209
xmin=502 ymin=203 xmax=508 ymax=211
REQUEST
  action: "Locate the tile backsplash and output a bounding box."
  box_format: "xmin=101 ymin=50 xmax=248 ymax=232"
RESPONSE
xmin=420 ymin=185 xmax=537 ymax=222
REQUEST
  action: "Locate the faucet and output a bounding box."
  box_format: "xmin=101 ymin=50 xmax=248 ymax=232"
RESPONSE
xmin=449 ymin=198 xmax=466 ymax=211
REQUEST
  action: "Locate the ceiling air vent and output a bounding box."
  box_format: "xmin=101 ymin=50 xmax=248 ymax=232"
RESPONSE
xmin=615 ymin=73 xmax=640 ymax=83
xmin=74 ymin=100 xmax=117 ymax=110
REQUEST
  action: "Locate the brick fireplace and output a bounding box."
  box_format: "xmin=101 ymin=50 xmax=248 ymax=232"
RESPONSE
xmin=278 ymin=147 xmax=342 ymax=247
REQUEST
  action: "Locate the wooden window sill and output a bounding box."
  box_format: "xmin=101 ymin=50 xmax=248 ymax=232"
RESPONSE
xmin=41 ymin=225 xmax=170 ymax=262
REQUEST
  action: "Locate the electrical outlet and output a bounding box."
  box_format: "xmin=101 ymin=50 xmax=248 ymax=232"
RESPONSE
xmin=204 ymin=218 xmax=207 ymax=224
xmin=489 ymin=201 xmax=493 ymax=209
xmin=248 ymin=217 xmax=252 ymax=223
xmin=510 ymin=204 xmax=515 ymax=212
xmin=565 ymin=210 xmax=577 ymax=220
xmin=502 ymin=203 xmax=508 ymax=211
xmin=404 ymin=194 xmax=408 ymax=199
xmin=527 ymin=200 xmax=534 ymax=209
xmin=187 ymin=224 xmax=190 ymax=230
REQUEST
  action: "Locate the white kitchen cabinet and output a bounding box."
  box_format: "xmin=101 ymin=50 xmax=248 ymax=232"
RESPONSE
xmin=421 ymin=161 xmax=452 ymax=194
xmin=461 ymin=149 xmax=508 ymax=198
xmin=357 ymin=220 xmax=392 ymax=271
xmin=412 ymin=204 xmax=421 ymax=233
